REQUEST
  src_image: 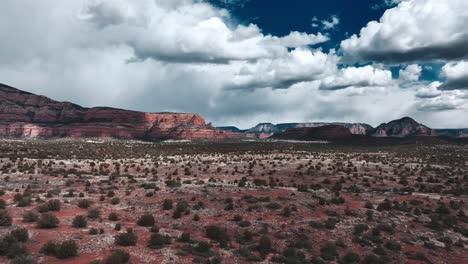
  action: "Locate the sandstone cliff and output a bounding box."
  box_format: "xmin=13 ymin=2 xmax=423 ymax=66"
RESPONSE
xmin=0 ymin=83 xmax=238 ymax=140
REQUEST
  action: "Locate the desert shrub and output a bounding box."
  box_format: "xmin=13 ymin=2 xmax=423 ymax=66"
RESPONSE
xmin=78 ymin=199 xmax=91 ymax=209
xmin=137 ymin=214 xmax=155 ymax=227
xmin=257 ymin=236 xmax=272 ymax=258
xmin=56 ymin=240 xmax=78 ymax=259
xmin=23 ymin=211 xmax=38 ymax=223
xmin=105 ymin=249 xmax=130 ymax=264
xmin=40 ymin=241 xmax=57 ymax=256
xmin=384 ymin=240 xmax=401 ymax=251
xmin=47 ymin=199 xmax=61 ymax=211
xmin=320 ymin=242 xmax=338 ymax=261
xmin=108 ymin=212 xmax=119 ymax=221
xmin=195 ymin=241 xmax=211 ymax=253
xmin=88 ymin=208 xmax=101 ymax=219
xmin=37 ymin=213 xmax=59 ymax=228
xmin=115 ymin=230 xmax=137 ymax=246
xmin=342 ymin=252 xmax=360 ymax=264
xmin=72 ymin=215 xmax=87 ymax=228
xmin=148 ymin=233 xmax=171 ymax=249
xmin=363 ymin=254 xmax=383 ymax=264
xmin=377 ymin=200 xmax=392 ymax=211
xmin=10 ymin=255 xmax=35 ymax=264
xmin=89 ymin=228 xmax=99 ymax=235
xmin=114 ymin=223 xmax=121 ymax=231
xmin=17 ymin=197 xmax=31 ymax=207
xmin=178 ymin=233 xmax=191 ymax=243
xmin=163 ymin=199 xmax=173 ymax=210
xmin=0 ymin=210 xmax=12 ymax=226
xmin=110 ymin=198 xmax=120 ymax=205
xmin=0 ymin=228 xmax=30 ymax=259
xmin=0 ymin=199 xmax=6 ymax=209
xmin=41 ymin=240 xmax=78 ymax=259
xmin=193 ymin=214 xmax=200 ymax=221
xmin=353 ymin=224 xmax=369 ymax=235
xmin=37 ymin=203 xmax=49 ymax=213
xmin=10 ymin=228 xmax=29 ymax=243
xmin=206 ymin=225 xmax=230 ymax=248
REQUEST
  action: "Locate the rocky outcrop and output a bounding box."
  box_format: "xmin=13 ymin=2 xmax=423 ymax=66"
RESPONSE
xmin=372 ymin=117 xmax=433 ymax=137
xmin=272 ymin=125 xmax=353 ymax=141
xmin=0 ymin=83 xmax=240 ymax=140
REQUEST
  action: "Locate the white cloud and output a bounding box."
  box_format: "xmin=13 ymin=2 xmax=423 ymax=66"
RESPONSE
xmin=228 ymin=48 xmax=339 ymax=89
xmin=80 ymin=0 xmax=328 ymax=63
xmin=399 ymin=64 xmax=422 ymax=82
xmin=262 ymin=31 xmax=329 ymax=48
xmin=415 ymin=82 xmax=442 ymax=98
xmin=311 ymin=15 xmax=340 ymax=30
xmin=319 ymin=65 xmax=393 ymax=90
xmin=341 ymin=0 xmax=468 ymax=63
xmin=322 ymin=15 xmax=340 ymax=30
xmin=416 ymin=90 xmax=468 ymax=112
xmin=439 ymin=60 xmax=468 ymax=90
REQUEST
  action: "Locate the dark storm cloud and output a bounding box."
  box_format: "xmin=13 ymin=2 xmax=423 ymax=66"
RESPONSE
xmin=343 ymin=34 xmax=468 ymax=64
xmin=438 ymin=76 xmax=468 ymax=90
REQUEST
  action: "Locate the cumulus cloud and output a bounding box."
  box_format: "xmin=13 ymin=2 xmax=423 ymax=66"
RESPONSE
xmin=416 ymin=90 xmax=468 ymax=112
xmin=399 ymin=64 xmax=422 ymax=82
xmin=341 ymin=0 xmax=468 ymax=63
xmin=80 ymin=0 xmax=328 ymax=64
xmin=438 ymin=60 xmax=468 ymax=90
xmin=415 ymin=82 xmax=442 ymax=98
xmin=228 ymin=48 xmax=339 ymax=89
xmin=319 ymin=65 xmax=393 ymax=90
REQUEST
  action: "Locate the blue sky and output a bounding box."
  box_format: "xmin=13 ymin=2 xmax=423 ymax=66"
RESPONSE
xmin=0 ymin=0 xmax=467 ymax=128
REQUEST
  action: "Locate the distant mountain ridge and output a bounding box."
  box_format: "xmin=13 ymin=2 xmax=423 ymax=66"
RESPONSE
xmin=219 ymin=117 xmax=467 ymax=139
xmin=218 ymin=122 xmax=374 ymax=138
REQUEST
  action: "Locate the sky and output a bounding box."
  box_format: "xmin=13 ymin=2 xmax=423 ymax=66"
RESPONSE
xmin=1 ymin=0 xmax=468 ymax=129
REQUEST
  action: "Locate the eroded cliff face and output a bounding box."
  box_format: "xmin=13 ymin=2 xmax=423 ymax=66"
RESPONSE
xmin=0 ymin=83 xmax=238 ymax=140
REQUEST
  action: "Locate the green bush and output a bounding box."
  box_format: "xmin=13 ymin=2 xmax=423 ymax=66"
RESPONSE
xmin=105 ymin=249 xmax=130 ymax=264
xmin=257 ymin=236 xmax=272 ymax=257
xmin=10 ymin=228 xmax=29 ymax=243
xmin=205 ymin=225 xmax=230 ymax=248
xmin=47 ymin=199 xmax=61 ymax=211
xmin=110 ymin=198 xmax=120 ymax=205
xmin=23 ymin=211 xmax=38 ymax=223
xmin=72 ymin=215 xmax=87 ymax=228
xmin=115 ymin=230 xmax=137 ymax=246
xmin=89 ymin=228 xmax=99 ymax=235
xmin=78 ymin=199 xmax=92 ymax=209
xmin=163 ymin=199 xmax=173 ymax=210
xmin=0 ymin=210 xmax=12 ymax=226
xmin=56 ymin=240 xmax=78 ymax=259
xmin=148 ymin=233 xmax=171 ymax=249
xmin=88 ymin=208 xmax=101 ymax=219
xmin=342 ymin=252 xmax=360 ymax=264
xmin=37 ymin=213 xmax=60 ymax=228
xmin=320 ymin=242 xmax=338 ymax=261
xmin=137 ymin=214 xmax=155 ymax=227
xmin=108 ymin=212 xmax=119 ymax=221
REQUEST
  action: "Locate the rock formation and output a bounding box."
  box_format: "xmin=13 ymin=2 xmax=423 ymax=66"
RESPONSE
xmin=0 ymin=83 xmax=239 ymax=140
xmin=372 ymin=117 xmax=433 ymax=137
